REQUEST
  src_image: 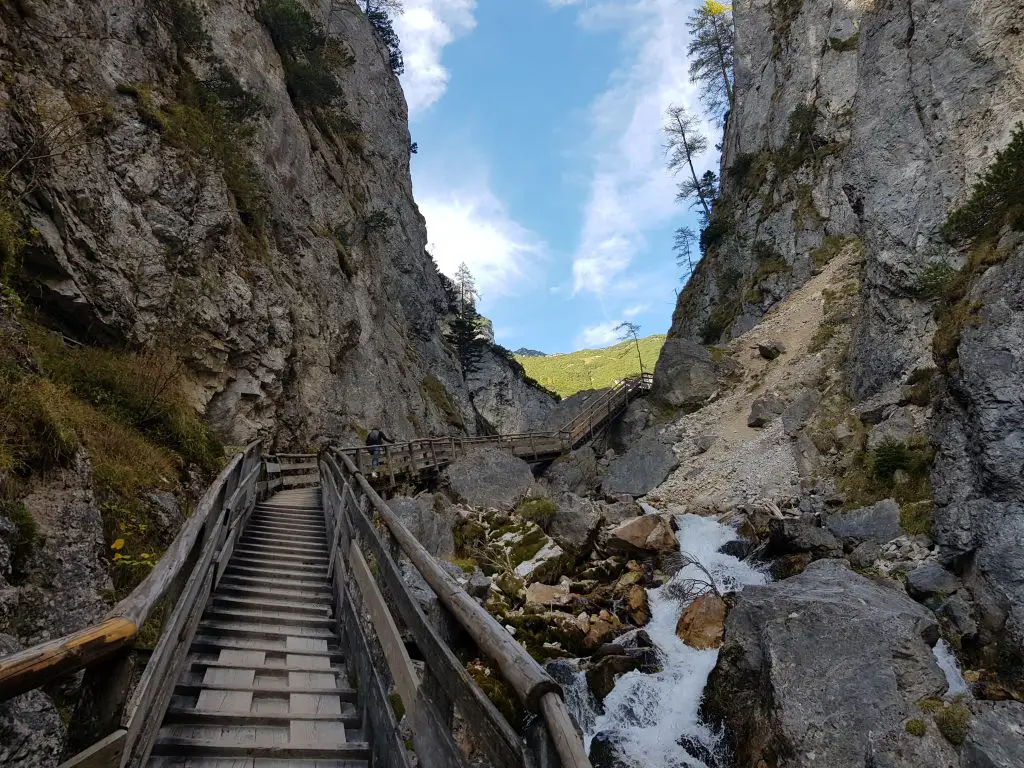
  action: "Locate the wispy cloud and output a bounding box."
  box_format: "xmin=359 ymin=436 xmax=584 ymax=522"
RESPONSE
xmin=576 ymin=320 xmax=624 ymax=349
xmin=568 ymin=0 xmax=716 ymax=296
xmin=418 ymin=177 xmax=544 ymax=304
xmin=395 ymin=0 xmax=476 ymax=116
xmin=622 ymin=302 xmax=649 ymax=318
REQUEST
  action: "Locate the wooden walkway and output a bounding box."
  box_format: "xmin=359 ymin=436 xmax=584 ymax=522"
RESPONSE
xmin=148 ymin=487 xmax=369 ymax=767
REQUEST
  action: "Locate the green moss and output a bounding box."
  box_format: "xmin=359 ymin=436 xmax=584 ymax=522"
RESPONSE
xmin=793 ymin=184 xmax=822 ymax=230
xmin=900 ymin=500 xmax=934 ymax=537
xmin=905 ymin=718 xmax=927 ymax=737
xmin=917 ymin=260 xmax=957 ymax=301
xmin=811 ymin=235 xmax=860 ymax=270
xmin=1 ymin=501 xmax=37 ymax=583
xmin=773 ymin=0 xmax=805 ymax=51
xmin=917 ymin=698 xmax=944 ymax=714
xmin=515 ymin=498 xmax=557 ymax=531
xmin=454 ymin=518 xmax=487 ymax=555
xmin=701 ymin=301 xmax=741 ymax=345
xmin=0 ymin=184 xmax=28 ymax=280
xmin=934 ymin=702 xmax=971 ymax=745
xmin=751 ymin=241 xmax=791 ymax=283
xmin=388 ymin=690 xmax=406 ymax=721
xmin=468 ymin=660 xmax=522 ymax=726
xmin=828 ymin=33 xmax=859 ymax=52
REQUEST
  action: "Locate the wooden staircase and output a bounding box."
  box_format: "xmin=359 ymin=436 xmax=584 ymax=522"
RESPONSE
xmin=147 ymin=487 xmax=370 ymax=767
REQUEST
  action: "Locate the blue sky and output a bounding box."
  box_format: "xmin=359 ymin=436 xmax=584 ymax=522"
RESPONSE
xmin=394 ymin=0 xmax=717 ymax=353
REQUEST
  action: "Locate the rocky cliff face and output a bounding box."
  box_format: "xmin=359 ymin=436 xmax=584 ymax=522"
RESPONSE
xmin=466 ymin=346 xmax=557 ymax=434
xmin=655 ymin=0 xmax=1024 ymax=692
xmin=0 ymin=0 xmax=480 ymax=448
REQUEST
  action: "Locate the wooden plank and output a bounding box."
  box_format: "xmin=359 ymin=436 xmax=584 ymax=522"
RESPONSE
xmin=281 ymin=473 xmax=320 ymax=488
xmin=0 ymin=617 xmax=136 ymax=701
xmin=350 ymin=505 xmax=525 ymax=768
xmin=57 ymin=728 xmax=126 ymax=768
xmin=407 ymin=688 xmax=470 ymax=768
xmin=348 ymin=543 xmax=418 ymax=707
xmin=539 ymin=692 xmax=592 ymax=768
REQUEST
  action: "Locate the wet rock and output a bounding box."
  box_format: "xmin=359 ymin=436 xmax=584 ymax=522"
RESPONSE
xmin=389 ymin=494 xmax=455 ymax=557
xmin=718 ymin=539 xmax=755 ymax=561
xmin=584 ymin=619 xmax=619 ymax=649
xmin=905 ymin=563 xmax=962 ymax=600
xmin=757 ymin=340 xmax=787 ymax=360
xmin=747 ymin=393 xmax=786 ymax=428
xmin=586 ymin=654 xmax=642 ymax=703
xmin=675 ymin=594 xmax=727 ymax=649
xmin=0 ymin=634 xmax=65 ymax=766
xmin=962 ymin=701 xmax=1024 ymax=768
xmin=825 ymin=499 xmax=902 ymax=546
xmin=441 ymin=448 xmax=535 ymax=511
xmin=650 ymin=338 xmax=719 ymax=410
xmin=767 ymin=518 xmax=843 ymax=559
xmin=606 ymin=514 xmax=679 ymax=555
xmin=589 ymin=732 xmax=631 ymax=768
xmin=703 ymin=560 xmax=946 ymax=768
xmin=601 ymin=437 xmax=679 ymax=498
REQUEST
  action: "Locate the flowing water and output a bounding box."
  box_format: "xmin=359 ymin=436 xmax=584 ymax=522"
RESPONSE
xmin=933 ymin=638 xmax=970 ymax=697
xmin=568 ymin=511 xmax=769 ymax=768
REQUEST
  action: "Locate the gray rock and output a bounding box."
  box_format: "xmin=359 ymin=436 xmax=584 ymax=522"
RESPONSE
xmin=767 ymin=518 xmax=843 ymax=559
xmin=849 ymin=540 xmax=882 ymax=569
xmin=704 ymin=560 xmax=947 ymax=768
xmin=854 ymin=388 xmax=907 ymax=425
xmin=694 ymin=434 xmax=716 ymax=455
xmin=825 ymin=499 xmax=902 ymax=545
xmin=601 ymin=437 xmax=679 ymax=497
xmin=962 ymin=701 xmax=1024 ymax=768
xmin=867 ymin=406 xmax=923 ymax=450
xmin=941 ymin=595 xmax=979 ymax=641
xmin=548 ymin=492 xmax=603 ymax=553
xmin=0 ymin=634 xmax=65 ymax=767
xmin=441 ymin=449 xmax=534 ymax=511
xmin=747 ymin=394 xmax=786 ymax=428
xmin=388 ymin=494 xmax=456 ymax=557
xmin=867 ymin=720 xmax=962 ymax=768
xmin=905 ymin=563 xmax=962 ymax=600
xmin=147 ymin=491 xmax=182 ymax=537
xmin=757 ymin=340 xmax=787 ymax=360
xmin=650 ymin=338 xmax=719 ymax=410
xmin=465 ymin=346 xmax=557 ymax=434
xmin=546 ymin=447 xmax=601 ymax=496
xmin=466 ymin=570 xmax=492 ymax=600
xmin=609 ymin=400 xmax=652 ymax=453
xmin=781 ymin=389 xmax=821 ymax=437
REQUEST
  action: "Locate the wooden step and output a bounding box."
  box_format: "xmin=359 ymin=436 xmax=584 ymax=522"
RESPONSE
xmin=188 ymin=635 xmax=342 ymax=660
xmin=203 ymin=608 xmax=334 ymax=630
xmin=233 ymin=540 xmax=327 ymax=558
xmin=211 ymin=594 xmax=331 ymax=617
xmin=150 ymin=758 xmax=365 ymax=768
xmin=224 ymin=565 xmax=330 ymax=586
xmin=198 ymin=620 xmax=336 ymax=641
xmin=228 ymin=555 xmax=328 ymax=575
xmin=214 ymin=580 xmax=333 ymax=605
xmin=164 ymin=706 xmax=361 ymax=728
xmin=243 ymin=523 xmax=326 ymax=539
xmin=187 ymin=657 xmax=343 ymax=676
xmin=175 ymin=679 xmax=356 ymax=699
xmin=240 ymin=530 xmax=327 ymax=547
xmin=231 ymin=548 xmax=329 ymax=566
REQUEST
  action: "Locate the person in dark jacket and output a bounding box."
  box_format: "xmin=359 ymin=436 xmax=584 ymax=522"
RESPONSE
xmin=365 ymin=428 xmax=393 ymax=472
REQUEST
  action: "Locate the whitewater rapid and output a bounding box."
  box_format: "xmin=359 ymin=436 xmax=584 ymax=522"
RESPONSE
xmin=571 ymin=511 xmax=769 ymax=768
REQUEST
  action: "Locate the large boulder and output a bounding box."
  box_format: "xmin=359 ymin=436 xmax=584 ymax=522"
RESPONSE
xmin=441 ymin=448 xmax=534 ymax=510
xmin=905 ymin=563 xmax=962 ymax=600
xmin=962 ymin=701 xmax=1024 ymax=768
xmin=601 ymin=437 xmax=679 ymax=498
xmin=675 ymin=593 xmax=727 ymax=649
xmin=703 ymin=559 xmax=948 ymax=768
xmin=650 ymin=337 xmax=719 ymax=410
xmin=606 ymin=514 xmax=679 ymax=555
xmin=388 ymin=493 xmax=456 ymax=557
xmin=767 ymin=518 xmax=843 ymax=559
xmin=825 ymin=499 xmax=903 ymax=545
xmin=747 ymin=393 xmax=786 ymax=428
xmin=546 ymin=447 xmax=601 ymax=496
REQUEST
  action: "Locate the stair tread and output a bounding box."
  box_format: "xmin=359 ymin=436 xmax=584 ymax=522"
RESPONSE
xmin=199 ymin=620 xmax=336 ymax=640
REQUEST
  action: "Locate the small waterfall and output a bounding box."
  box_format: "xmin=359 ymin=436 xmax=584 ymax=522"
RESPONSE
xmin=933 ymin=639 xmax=969 ymax=698
xmin=568 ymin=512 xmax=769 ymax=767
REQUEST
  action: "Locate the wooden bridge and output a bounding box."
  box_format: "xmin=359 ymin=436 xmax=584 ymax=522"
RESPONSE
xmin=0 ymin=374 xmax=651 ymax=768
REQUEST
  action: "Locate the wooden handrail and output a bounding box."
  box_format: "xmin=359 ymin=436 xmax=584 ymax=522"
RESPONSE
xmin=331 ymin=449 xmax=592 ymax=767
xmin=0 ymin=442 xmax=260 ymax=704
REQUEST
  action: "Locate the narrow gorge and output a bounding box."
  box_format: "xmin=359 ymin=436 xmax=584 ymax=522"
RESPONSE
xmin=1 ymin=0 xmax=1022 ymax=766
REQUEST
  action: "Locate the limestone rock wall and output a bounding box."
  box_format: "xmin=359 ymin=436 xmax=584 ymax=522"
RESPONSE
xmin=0 ymin=0 xmax=477 ymax=448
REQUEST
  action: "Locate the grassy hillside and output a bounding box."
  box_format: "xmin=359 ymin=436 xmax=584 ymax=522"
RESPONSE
xmin=515 ymin=334 xmax=666 ymax=398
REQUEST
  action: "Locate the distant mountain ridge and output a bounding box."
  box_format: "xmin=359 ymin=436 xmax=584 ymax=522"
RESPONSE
xmin=514 ymin=347 xmax=547 ymax=357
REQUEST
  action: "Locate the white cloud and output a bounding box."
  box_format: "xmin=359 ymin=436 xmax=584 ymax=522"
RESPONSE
xmin=395 ymin=0 xmax=476 ymax=116
xmin=569 ymin=0 xmax=717 ymax=296
xmin=576 ymin=320 xmax=624 ymax=349
xmin=418 ymin=180 xmax=544 ymax=304
xmin=622 ymin=302 xmax=649 ymax=318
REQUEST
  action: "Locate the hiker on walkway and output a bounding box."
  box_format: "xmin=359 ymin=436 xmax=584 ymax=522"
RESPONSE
xmin=365 ymin=428 xmax=393 ymax=472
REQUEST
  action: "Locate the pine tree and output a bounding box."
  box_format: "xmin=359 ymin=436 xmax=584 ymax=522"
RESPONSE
xmin=674 ymin=226 xmax=698 ymax=280
xmin=450 ymin=263 xmax=484 ymax=372
xmin=687 ymin=0 xmax=735 ymax=122
xmin=358 ymin=0 xmax=405 ymax=75
xmin=665 ymin=105 xmax=712 ymax=219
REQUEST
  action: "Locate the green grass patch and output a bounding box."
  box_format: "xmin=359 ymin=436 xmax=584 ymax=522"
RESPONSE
xmin=515 ymin=498 xmax=557 ymax=531
xmin=933 ymin=701 xmax=971 ymax=745
xmin=514 ymin=334 xmax=665 ymax=398
xmin=828 ymin=33 xmax=859 ymax=52
xmin=905 ymin=718 xmax=926 ymax=737
xmin=917 ymin=260 xmax=957 ymax=301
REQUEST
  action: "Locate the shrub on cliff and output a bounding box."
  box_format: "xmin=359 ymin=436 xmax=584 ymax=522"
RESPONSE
xmin=944 ymin=122 xmax=1024 ymax=240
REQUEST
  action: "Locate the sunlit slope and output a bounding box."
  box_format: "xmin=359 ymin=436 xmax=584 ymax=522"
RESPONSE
xmin=514 ymin=335 xmax=666 ymax=398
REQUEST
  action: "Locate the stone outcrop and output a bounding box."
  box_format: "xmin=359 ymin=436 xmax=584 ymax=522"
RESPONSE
xmin=650 ymin=338 xmax=720 ymax=410
xmin=825 ymin=499 xmax=902 ymax=547
xmin=0 ymin=634 xmax=64 ymax=767
xmin=605 ymin=514 xmax=678 ymax=555
xmin=704 ymin=559 xmax=949 ymax=768
xmin=388 ymin=494 xmax=456 ymax=558
xmin=675 ymin=593 xmax=726 ymax=650
xmin=0 ymin=0 xmax=539 ymax=447
xmin=441 ymin=448 xmax=534 ymax=510
xmin=465 ymin=346 xmax=557 ymax=435
xmin=601 ymin=437 xmax=679 ymax=498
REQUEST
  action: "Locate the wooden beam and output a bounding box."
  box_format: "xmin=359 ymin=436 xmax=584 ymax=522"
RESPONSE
xmin=58 ymin=728 xmax=126 ymax=768
xmin=0 ymin=618 xmax=136 ymax=701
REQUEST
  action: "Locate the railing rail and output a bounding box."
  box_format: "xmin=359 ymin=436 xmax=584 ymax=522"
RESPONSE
xmin=319 ymin=448 xmax=591 ymax=768
xmin=0 ymin=441 xmax=272 ymax=768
